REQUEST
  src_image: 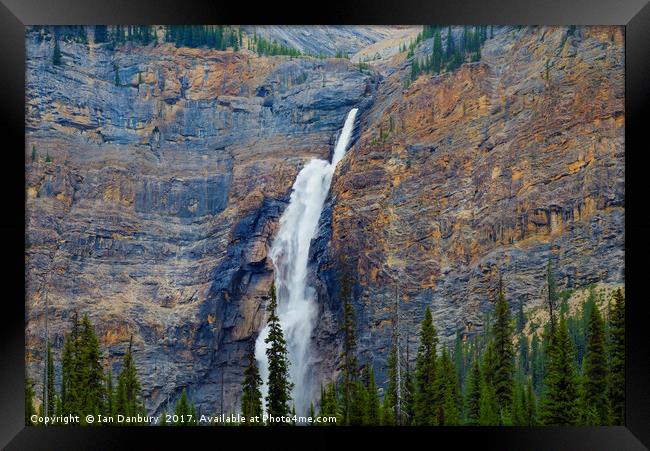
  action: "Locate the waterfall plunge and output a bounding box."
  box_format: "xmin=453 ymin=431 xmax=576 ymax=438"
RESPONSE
xmin=254 ymin=108 xmax=358 ymax=416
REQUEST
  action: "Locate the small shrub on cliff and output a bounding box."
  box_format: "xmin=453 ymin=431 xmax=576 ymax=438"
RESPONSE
xmin=52 ymin=39 xmax=62 ymax=66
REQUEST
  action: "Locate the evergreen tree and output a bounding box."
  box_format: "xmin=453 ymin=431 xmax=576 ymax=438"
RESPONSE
xmin=52 ymin=39 xmax=62 ymax=65
xmin=94 ymin=25 xmax=108 ymax=43
xmin=546 ymin=259 xmax=558 ymax=334
xmin=364 ymin=364 xmax=381 ymax=425
xmin=432 ymin=28 xmax=443 ymax=73
xmin=608 ymin=289 xmax=625 ymax=425
xmin=384 ymin=341 xmax=399 ymax=425
xmin=43 ymin=340 xmax=56 ymax=417
xmin=582 ymin=304 xmax=611 ymax=424
xmin=115 ymin=336 xmax=143 ymax=419
xmin=539 ymin=317 xmax=580 ymax=425
xmin=414 ymin=307 xmax=438 ymax=425
xmin=105 ymin=368 xmax=115 ymax=417
xmin=31 ymin=145 xmax=37 ymax=162
xmin=493 ymin=288 xmax=514 ymax=413
xmin=25 ymin=379 xmax=36 ymax=425
xmin=173 ymin=388 xmax=191 ymax=425
xmin=437 ymin=348 xmax=460 ymax=425
xmin=478 ymin=376 xmax=499 ymax=425
xmin=240 ymin=343 xmax=263 ymax=424
xmin=264 ymin=283 xmax=293 ymax=419
xmin=530 ymin=333 xmax=544 ymax=394
xmin=160 ymin=408 xmax=167 ymax=425
xmin=525 ymin=377 xmax=537 ymax=425
xmin=318 ymin=383 xmax=342 ymax=425
xmin=464 ymin=358 xmax=482 ymax=425
xmin=338 ymin=263 xmax=358 ymax=425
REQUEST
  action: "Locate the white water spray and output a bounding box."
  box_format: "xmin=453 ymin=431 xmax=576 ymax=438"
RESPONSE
xmin=255 ymin=108 xmax=358 ymax=415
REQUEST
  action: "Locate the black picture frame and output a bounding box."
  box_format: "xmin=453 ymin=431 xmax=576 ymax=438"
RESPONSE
xmin=1 ymin=0 xmax=648 ymax=449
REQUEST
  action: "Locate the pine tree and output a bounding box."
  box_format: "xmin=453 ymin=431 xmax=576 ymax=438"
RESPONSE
xmin=525 ymin=377 xmax=537 ymax=425
xmin=115 ymin=336 xmax=142 ymax=419
xmin=43 ymin=340 xmax=56 ymax=417
xmin=437 ymin=348 xmax=460 ymax=425
xmin=31 ymin=145 xmax=37 ymax=162
xmin=414 ymin=307 xmax=438 ymax=425
xmin=78 ymin=315 xmax=105 ymax=420
xmin=240 ymin=342 xmax=263 ymax=424
xmin=432 ymin=28 xmax=443 ymax=73
xmin=364 ymin=364 xmax=381 ymax=425
xmin=608 ymin=289 xmax=625 ymax=425
xmin=464 ymin=358 xmax=482 ymax=425
xmin=160 ymin=408 xmax=167 ymax=425
xmin=264 ymin=283 xmax=293 ymax=419
xmin=478 ymin=376 xmax=499 ymax=425
xmin=384 ymin=341 xmax=399 ymax=425
xmin=173 ymin=388 xmax=191 ymax=425
xmin=25 ymin=379 xmax=36 ymax=425
xmin=94 ymin=25 xmax=108 ymax=43
xmin=546 ymin=259 xmax=558 ymax=334
xmin=105 ymin=368 xmax=115 ymax=417
xmin=539 ymin=317 xmax=580 ymax=425
xmin=493 ymin=288 xmax=514 ymax=414
xmin=338 ymin=262 xmax=358 ymax=425
xmin=582 ymin=304 xmax=611 ymax=424
xmin=52 ymin=39 xmax=62 ymax=65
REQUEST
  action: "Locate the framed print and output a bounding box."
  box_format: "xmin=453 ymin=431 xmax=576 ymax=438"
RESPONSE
xmin=1 ymin=0 xmax=649 ymax=449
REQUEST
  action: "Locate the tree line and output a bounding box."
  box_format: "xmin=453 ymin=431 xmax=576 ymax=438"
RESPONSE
xmin=241 ymin=261 xmax=624 ymax=426
xmin=25 ymin=314 xmax=145 ymax=425
xmin=405 ymin=25 xmax=493 ymax=84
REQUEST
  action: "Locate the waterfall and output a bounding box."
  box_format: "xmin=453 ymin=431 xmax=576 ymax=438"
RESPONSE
xmin=254 ymin=108 xmax=359 ymax=416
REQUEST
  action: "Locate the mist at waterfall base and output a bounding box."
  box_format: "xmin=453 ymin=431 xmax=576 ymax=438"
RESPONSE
xmin=254 ymin=108 xmax=358 ymax=416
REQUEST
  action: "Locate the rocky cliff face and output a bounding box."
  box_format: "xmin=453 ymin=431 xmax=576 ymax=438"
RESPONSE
xmin=25 ymin=26 xmax=624 ymax=415
xmin=25 ymin=28 xmax=376 ymax=415
xmin=311 ymin=26 xmax=624 ymax=387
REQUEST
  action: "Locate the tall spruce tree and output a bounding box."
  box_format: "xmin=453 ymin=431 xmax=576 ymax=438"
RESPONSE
xmin=364 ymin=364 xmax=381 ymax=425
xmin=540 ymin=317 xmax=580 ymax=425
xmin=465 ymin=358 xmax=482 ymax=425
xmin=25 ymin=379 xmax=36 ymax=425
xmin=264 ymin=283 xmax=293 ymax=419
xmin=338 ymin=262 xmax=358 ymax=425
xmin=582 ymin=304 xmax=611 ymax=425
xmin=173 ymin=388 xmax=191 ymax=425
xmin=115 ymin=336 xmax=143 ymax=419
xmin=52 ymin=39 xmax=62 ymax=65
xmin=414 ymin=307 xmax=438 ymax=425
xmin=608 ymin=289 xmax=625 ymax=425
xmin=43 ymin=340 xmax=56 ymax=417
xmin=493 ymin=288 xmax=514 ymax=414
xmin=241 ymin=342 xmax=263 ymax=424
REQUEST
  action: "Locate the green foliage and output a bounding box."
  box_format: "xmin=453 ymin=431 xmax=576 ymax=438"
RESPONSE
xmin=493 ymin=289 xmax=514 ymax=412
xmin=264 ymin=283 xmax=293 ymax=419
xmin=608 ymin=289 xmax=625 ymax=424
xmin=318 ymin=383 xmax=342 ymax=425
xmin=240 ymin=343 xmax=263 ymax=424
xmin=94 ymin=26 xmax=108 ymax=44
xmin=25 ymin=379 xmax=36 ymax=425
xmin=52 ymin=39 xmax=62 ymax=66
xmin=115 ymin=336 xmax=144 ymax=421
xmin=338 ymin=262 xmax=358 ymax=425
xmin=255 ymin=33 xmax=301 ymax=57
xmin=165 ymin=25 xmax=239 ymax=51
xmin=464 ymin=358 xmax=481 ymax=425
xmin=31 ymin=145 xmax=37 ymax=162
xmin=414 ymin=307 xmax=438 ymax=425
xmin=539 ymin=317 xmax=580 ymax=425
xmin=41 ymin=340 xmax=56 ymax=418
xmin=581 ymin=302 xmax=611 ymax=424
xmin=409 ymin=25 xmax=489 ymax=83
